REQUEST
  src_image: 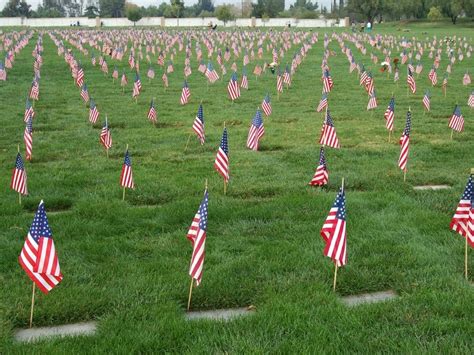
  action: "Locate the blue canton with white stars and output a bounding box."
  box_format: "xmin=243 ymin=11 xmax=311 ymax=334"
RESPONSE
xmin=388 ymin=97 xmax=395 ymax=111
xmin=333 ymin=189 xmax=346 ymax=221
xmin=319 ymin=147 xmax=326 ymax=167
xmin=265 ymin=94 xmax=271 ymax=103
xmin=220 ymin=128 xmax=229 ymax=155
xmin=253 ymin=110 xmax=263 ymax=128
xmin=461 ymin=176 xmax=473 ymax=206
xmin=453 ymin=105 xmax=462 ymax=118
xmin=26 ymin=118 xmax=33 ymax=133
xmin=15 ymin=153 xmax=25 ymax=170
xmin=198 ymin=191 xmax=209 ymax=231
xmin=197 ymin=104 xmax=204 ymax=123
xmin=231 ymin=72 xmax=238 ymax=82
xmin=29 ymin=202 xmax=52 ymax=242
xmin=124 ymin=150 xmax=132 ymax=166
xmin=326 ymin=110 xmax=335 ymax=127
xmin=404 ymin=111 xmax=412 ymax=136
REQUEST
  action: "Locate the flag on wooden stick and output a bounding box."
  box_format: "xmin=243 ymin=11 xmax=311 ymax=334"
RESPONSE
xmin=309 ymin=146 xmax=328 ymax=186
xmin=398 ymin=110 xmax=411 ymax=173
xmin=11 ymin=152 xmax=28 ymax=195
xmin=246 ymin=109 xmax=265 ymax=151
xmin=192 ymin=104 xmax=205 ymax=145
xmin=214 ymin=127 xmax=229 ymax=183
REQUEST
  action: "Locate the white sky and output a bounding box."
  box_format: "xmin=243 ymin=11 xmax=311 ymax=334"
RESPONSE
xmin=0 ymin=0 xmax=333 ymax=11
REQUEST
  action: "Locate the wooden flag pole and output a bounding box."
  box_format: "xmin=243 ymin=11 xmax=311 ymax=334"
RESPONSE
xmin=184 ymin=133 xmax=192 ymax=152
xmin=465 ymin=235 xmax=468 ymax=280
xmin=187 ymin=277 xmax=194 ymax=311
xmin=450 ymin=129 xmax=454 ymax=140
xmin=388 ymin=130 xmax=392 ymax=143
xmin=29 ymin=283 xmax=36 ymax=328
xmin=123 ymin=144 xmax=128 ymax=201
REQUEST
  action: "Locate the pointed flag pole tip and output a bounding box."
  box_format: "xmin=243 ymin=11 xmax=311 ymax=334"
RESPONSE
xmin=205 ymin=179 xmax=208 ymax=190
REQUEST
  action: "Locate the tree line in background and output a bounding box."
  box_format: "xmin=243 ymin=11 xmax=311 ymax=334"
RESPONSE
xmin=1 ymin=0 xmax=473 ymax=25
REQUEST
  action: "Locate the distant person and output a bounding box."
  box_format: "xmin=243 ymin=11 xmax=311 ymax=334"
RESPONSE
xmin=366 ymin=21 xmax=372 ymax=32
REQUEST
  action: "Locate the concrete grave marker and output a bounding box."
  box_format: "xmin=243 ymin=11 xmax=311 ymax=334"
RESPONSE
xmin=186 ymin=307 xmax=255 ymax=321
xmin=341 ymin=290 xmax=398 ymax=307
xmin=15 ymin=321 xmax=97 ymax=343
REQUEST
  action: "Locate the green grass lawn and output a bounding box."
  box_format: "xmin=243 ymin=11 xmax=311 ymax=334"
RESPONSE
xmin=0 ymin=22 xmax=473 ymax=352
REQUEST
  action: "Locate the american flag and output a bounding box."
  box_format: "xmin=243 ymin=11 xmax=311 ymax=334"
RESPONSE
xmin=132 ymin=72 xmax=142 ymax=98
xmin=11 ymin=152 xmax=28 ymax=195
xmin=283 ymin=65 xmax=291 ymax=86
xmin=101 ymin=59 xmax=108 ymax=74
xmin=128 ymin=54 xmax=135 ymax=69
xmin=198 ymin=60 xmax=206 ymax=73
xmin=121 ymin=71 xmax=128 ymax=87
xmin=319 ymin=109 xmax=340 ymax=148
xmin=309 ymin=146 xmax=328 ymax=186
xmin=76 ymin=65 xmax=84 ymax=87
xmin=192 ymin=104 xmax=205 ymax=144
xmin=364 ymin=72 xmax=374 ymax=94
xmin=167 ymin=60 xmax=174 ymax=73
xmin=407 ymin=68 xmax=416 ymax=94
xmin=19 ymin=201 xmax=63 ymax=294
xmin=120 ymin=149 xmax=134 ymax=189
xmin=112 ymin=66 xmax=119 ymax=80
xmin=100 ymin=117 xmax=112 ymax=150
xmin=322 ymin=69 xmax=334 ymax=93
xmin=24 ymin=98 xmax=34 ymax=122
xmin=359 ymin=67 xmax=368 ymax=85
xmin=321 ymin=187 xmax=347 ymax=267
xmin=442 ymin=73 xmax=448 ymax=93
xmin=227 ymin=72 xmax=240 ymax=101
xmin=162 ymin=72 xmax=168 ymax=87
xmin=0 ymin=61 xmax=6 ymax=81
xmin=184 ymin=65 xmax=192 ymax=77
xmin=24 ymin=118 xmax=33 ymax=160
xmin=384 ymin=97 xmax=395 ymax=131
xmin=277 ymin=69 xmax=284 ymax=93
xmin=422 ymin=91 xmax=431 ymax=112
xmin=450 ymin=175 xmax=474 ymax=248
xmin=449 ymin=105 xmax=464 ymax=132
xmin=205 ymin=62 xmax=219 ymax=83
xmin=428 ymin=66 xmax=437 ymax=86
xmin=367 ymin=90 xmax=378 ymax=110
xmin=147 ymin=66 xmax=155 ymax=80
xmin=394 ymin=69 xmax=400 ymax=82
xmin=214 ymin=127 xmax=229 ymax=182
xmin=91 ymin=54 xmax=96 ymax=66
xmin=147 ymin=98 xmax=157 ymax=123
xmin=89 ymin=98 xmax=99 ymax=124
xmin=463 ymin=72 xmax=471 ymax=86
xmin=80 ymin=83 xmax=89 ymax=103
xmin=253 ymin=64 xmax=262 ymax=77
xmin=241 ymin=67 xmax=248 ymax=89
xmin=262 ymin=94 xmax=272 ymax=116
xmin=30 ymin=79 xmax=39 ymax=100
xmin=186 ymin=190 xmax=209 ymax=286
xmin=398 ymin=110 xmax=411 ymax=172
xmin=180 ymin=80 xmax=191 ymax=105
xmin=246 ymin=109 xmax=265 ymax=151
xmin=468 ymin=91 xmax=474 ymax=108
xmin=317 ymin=93 xmax=328 ymax=113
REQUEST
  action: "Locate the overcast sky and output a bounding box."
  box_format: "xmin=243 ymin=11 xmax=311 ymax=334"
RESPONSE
xmin=0 ymin=0 xmax=333 ymax=11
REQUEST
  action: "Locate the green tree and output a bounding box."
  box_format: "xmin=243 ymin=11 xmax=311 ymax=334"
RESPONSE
xmin=347 ymin=0 xmax=383 ymax=23
xmin=197 ymin=0 xmax=214 ymax=13
xmin=215 ymin=4 xmax=235 ymax=24
xmin=170 ymin=0 xmax=184 ymax=18
xmin=127 ymin=7 xmax=142 ymax=25
xmin=252 ymin=0 xmax=284 ymax=17
xmin=84 ymin=5 xmax=99 ymax=17
xmin=99 ymin=0 xmax=125 ymax=17
xmin=427 ymin=6 xmax=443 ymax=21
xmin=2 ymin=0 xmax=32 ymax=17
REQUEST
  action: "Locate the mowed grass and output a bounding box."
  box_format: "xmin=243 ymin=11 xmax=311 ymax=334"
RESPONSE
xmin=0 ymin=23 xmax=473 ymax=352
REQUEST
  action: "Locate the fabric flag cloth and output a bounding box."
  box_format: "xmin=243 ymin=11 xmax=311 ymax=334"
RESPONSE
xmin=320 ymin=186 xmax=347 ymax=267
xmin=367 ymin=90 xmax=378 ymax=110
xmin=214 ymin=127 xmax=229 ymax=182
xmin=120 ymin=149 xmax=134 ymax=189
xmin=24 ymin=98 xmax=35 ymax=122
xmin=147 ymin=98 xmax=157 ymax=124
xmin=0 ymin=60 xmax=6 ymax=81
xmin=468 ymin=91 xmax=474 ymax=108
xmin=186 ymin=190 xmax=209 ymax=286
xmin=241 ymin=67 xmax=249 ymax=89
xmin=262 ymin=94 xmax=272 ymax=116
xmin=100 ymin=117 xmax=112 ymax=150
xmin=24 ymin=118 xmax=33 ymax=160
xmin=317 ymin=93 xmax=328 ymax=113
xmin=11 ymin=152 xmax=28 ymax=195
xmin=407 ymin=68 xmax=416 ymax=94
xmin=428 ymin=66 xmax=437 ymax=86
xmin=277 ymin=69 xmax=283 ymax=93
xmin=30 ymin=79 xmax=39 ymax=100
xmin=227 ymin=72 xmax=240 ymax=101
xmin=161 ymin=72 xmax=168 ymax=88
xmin=309 ymin=146 xmax=329 ymax=186
xmin=319 ymin=109 xmax=340 ymax=148
xmin=422 ymin=91 xmax=431 ymax=112
xmin=132 ymin=72 xmax=142 ymax=98
xmin=80 ymin=83 xmax=89 ymax=103
xmin=192 ymin=104 xmax=205 ymax=145
xmin=180 ymin=80 xmax=191 ymax=105
xmin=19 ymin=200 xmax=63 ymax=294
xmin=384 ymin=97 xmax=395 ymax=131
xmin=89 ymin=98 xmax=99 ymax=124
xmin=205 ymin=62 xmax=219 ymax=83
xmin=463 ymin=72 xmax=471 ymax=86
xmin=450 ymin=175 xmax=474 ymax=248
xmin=449 ymin=105 xmax=464 ymax=132
xmin=398 ymin=110 xmax=411 ymax=172
xmin=322 ymin=70 xmax=334 ymax=93
xmin=246 ymin=109 xmax=265 ymax=151
xmin=121 ymin=72 xmax=128 ymax=87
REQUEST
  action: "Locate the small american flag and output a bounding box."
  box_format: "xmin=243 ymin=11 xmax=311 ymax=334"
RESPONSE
xmin=147 ymin=98 xmax=157 ymax=124
xmin=128 ymin=54 xmax=135 ymax=69
xmin=384 ymin=97 xmax=395 ymax=131
xmin=422 ymin=91 xmax=431 ymax=112
xmin=180 ymin=80 xmax=191 ymax=105
xmin=76 ymin=65 xmax=84 ymax=87
xmin=198 ymin=60 xmax=206 ymax=73
xmin=186 ymin=189 xmax=209 ymax=286
xmin=80 ymin=83 xmax=90 ymax=102
xmin=407 ymin=68 xmax=416 ymax=94
xmin=112 ymin=66 xmax=119 ymax=80
xmin=367 ymin=90 xmax=378 ymax=110
xmin=29 ymin=79 xmax=39 ymax=100
xmin=167 ymin=60 xmax=174 ymax=73
xmin=120 ymin=149 xmax=134 ymax=189
xmin=19 ymin=200 xmax=63 ymax=294
xmin=227 ymin=72 xmax=240 ymax=101
xmin=309 ymin=146 xmax=328 ymax=186
xmin=100 ymin=117 xmax=112 ymax=150
xmin=262 ymin=94 xmax=272 ymax=116
xmin=277 ymin=69 xmax=284 ymax=93
xmin=162 ymin=72 xmax=168 ymax=88
xmin=89 ymin=98 xmax=99 ymax=124
xmin=0 ymin=61 xmax=6 ymax=81
xmin=463 ymin=72 xmax=471 ymax=86
xmin=205 ymin=62 xmax=219 ymax=83
xmin=192 ymin=104 xmax=205 ymax=144
xmin=394 ymin=68 xmax=400 ymax=82
xmin=132 ymin=72 xmax=142 ymax=98
xmin=24 ymin=118 xmax=33 ymax=160
xmin=322 ymin=69 xmax=334 ymax=93
xmin=468 ymin=91 xmax=474 ymax=108
xmin=317 ymin=93 xmax=328 ymax=113
xmin=398 ymin=110 xmax=411 ymax=172
xmin=24 ymin=98 xmax=34 ymax=122
xmin=319 ymin=109 xmax=340 ymax=149
xmin=241 ymin=67 xmax=248 ymax=89
xmin=184 ymin=65 xmax=192 ymax=77
xmin=214 ymin=127 xmax=229 ymax=182
xmin=428 ymin=66 xmax=437 ymax=86
xmin=449 ymin=105 xmax=464 ymax=132
xmin=147 ymin=66 xmax=155 ymax=80
xmin=321 ymin=186 xmax=347 ymax=267
xmin=283 ymin=65 xmax=291 ymax=86
xmin=253 ymin=64 xmax=262 ymax=77
xmin=121 ymin=71 xmax=128 ymax=87
xmin=450 ymin=175 xmax=474 ymax=248
xmin=364 ymin=72 xmax=374 ymax=94
xmin=11 ymin=152 xmax=28 ymax=195
xmin=246 ymin=109 xmax=265 ymax=151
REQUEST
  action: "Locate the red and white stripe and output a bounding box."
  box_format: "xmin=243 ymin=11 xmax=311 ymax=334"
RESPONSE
xmin=214 ymin=148 xmax=229 ymax=182
xmin=246 ymin=125 xmax=264 ymax=151
xmin=120 ymin=164 xmax=134 ymax=189
xmin=11 ymin=167 xmax=27 ymax=195
xmin=321 ymin=208 xmax=346 ymax=267
xmin=187 ymin=214 xmax=206 ymax=285
xmin=309 ymin=164 xmax=328 ymax=186
xmin=398 ymin=135 xmax=410 ymax=171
